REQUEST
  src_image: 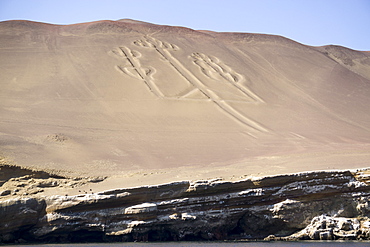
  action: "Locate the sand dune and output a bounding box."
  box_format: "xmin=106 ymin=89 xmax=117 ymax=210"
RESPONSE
xmin=0 ymin=19 xmax=369 ymax=190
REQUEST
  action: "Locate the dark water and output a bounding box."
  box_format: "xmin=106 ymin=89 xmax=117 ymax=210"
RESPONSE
xmin=6 ymin=241 xmax=370 ymax=247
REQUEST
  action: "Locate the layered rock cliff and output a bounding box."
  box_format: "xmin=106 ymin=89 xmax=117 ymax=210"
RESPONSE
xmin=2 ymin=167 xmax=370 ymax=243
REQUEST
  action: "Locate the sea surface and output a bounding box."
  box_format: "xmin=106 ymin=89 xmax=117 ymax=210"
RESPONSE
xmin=5 ymin=241 xmax=370 ymax=247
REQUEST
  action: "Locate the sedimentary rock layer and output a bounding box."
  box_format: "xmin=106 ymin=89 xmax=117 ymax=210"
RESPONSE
xmin=1 ymin=168 xmax=370 ymax=243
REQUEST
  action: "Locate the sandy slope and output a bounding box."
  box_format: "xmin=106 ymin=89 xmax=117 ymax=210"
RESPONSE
xmin=0 ymin=19 xmax=369 ymax=192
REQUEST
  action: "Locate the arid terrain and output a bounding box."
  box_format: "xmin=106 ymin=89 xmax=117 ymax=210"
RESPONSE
xmin=1 ymin=19 xmax=370 ymax=243
xmin=0 ymin=19 xmax=370 ymax=196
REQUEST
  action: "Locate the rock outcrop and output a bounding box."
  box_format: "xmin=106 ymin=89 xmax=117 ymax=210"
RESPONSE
xmin=1 ymin=168 xmax=370 ymax=243
xmin=0 ymin=163 xmax=105 ymax=198
xmin=283 ymin=215 xmax=364 ymax=240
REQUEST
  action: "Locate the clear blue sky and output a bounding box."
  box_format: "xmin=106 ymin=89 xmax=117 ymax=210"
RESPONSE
xmin=0 ymin=0 xmax=369 ymax=51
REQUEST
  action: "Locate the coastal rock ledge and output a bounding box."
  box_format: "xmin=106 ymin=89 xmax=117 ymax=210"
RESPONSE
xmin=2 ymin=168 xmax=370 ymax=243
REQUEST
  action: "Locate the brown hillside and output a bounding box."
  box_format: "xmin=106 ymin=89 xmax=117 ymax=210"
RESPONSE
xmin=0 ymin=20 xmax=369 ymax=189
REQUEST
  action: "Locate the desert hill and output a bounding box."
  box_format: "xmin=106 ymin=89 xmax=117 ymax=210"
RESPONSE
xmin=0 ymin=19 xmax=369 ymax=190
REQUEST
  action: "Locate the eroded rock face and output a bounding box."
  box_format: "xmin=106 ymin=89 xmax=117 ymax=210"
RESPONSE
xmin=1 ymin=169 xmax=370 ymax=243
xmin=0 ymin=198 xmax=46 ymax=242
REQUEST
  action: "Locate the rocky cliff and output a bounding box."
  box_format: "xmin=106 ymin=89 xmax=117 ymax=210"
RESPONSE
xmin=2 ymin=167 xmax=370 ymax=243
